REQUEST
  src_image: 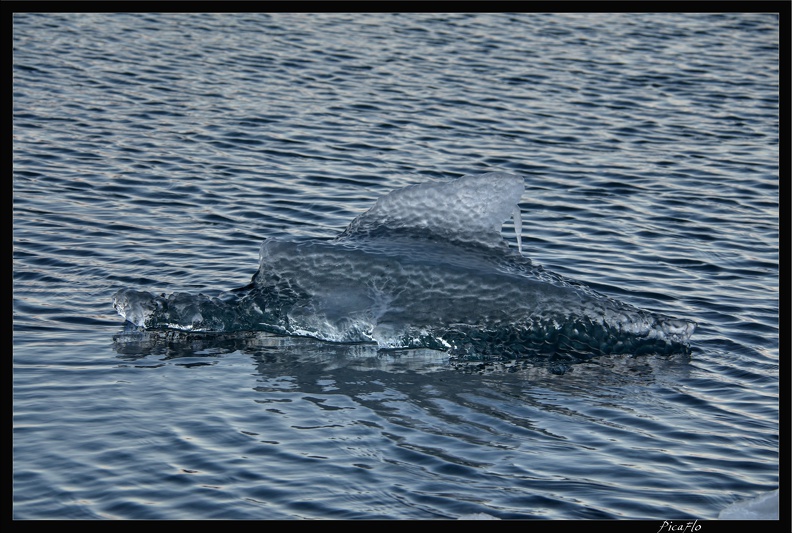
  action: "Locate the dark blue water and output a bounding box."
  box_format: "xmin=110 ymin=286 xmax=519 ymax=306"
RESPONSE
xmin=13 ymin=13 xmax=779 ymax=520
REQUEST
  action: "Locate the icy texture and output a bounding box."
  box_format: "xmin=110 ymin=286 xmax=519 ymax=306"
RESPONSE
xmin=338 ymin=172 xmax=524 ymax=250
xmin=251 ymin=237 xmax=695 ymax=358
xmin=113 ymin=172 xmax=696 ymax=361
xmin=718 ymin=489 xmax=778 ymax=520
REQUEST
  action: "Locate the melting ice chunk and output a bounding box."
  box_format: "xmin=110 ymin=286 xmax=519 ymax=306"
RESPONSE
xmin=112 ymin=171 xmax=697 ymax=360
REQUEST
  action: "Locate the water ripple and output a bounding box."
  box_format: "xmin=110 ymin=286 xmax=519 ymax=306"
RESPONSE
xmin=13 ymin=12 xmax=778 ymax=520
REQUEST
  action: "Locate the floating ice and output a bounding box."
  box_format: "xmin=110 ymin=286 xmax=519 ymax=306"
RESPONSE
xmin=113 ymin=172 xmax=696 ymax=361
xmin=718 ymin=489 xmax=779 ymax=520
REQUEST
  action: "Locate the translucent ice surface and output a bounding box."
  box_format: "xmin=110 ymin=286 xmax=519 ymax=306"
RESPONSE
xmin=718 ymin=489 xmax=778 ymax=520
xmin=338 ymin=172 xmax=524 ymax=250
xmin=113 ymin=172 xmax=696 ymax=361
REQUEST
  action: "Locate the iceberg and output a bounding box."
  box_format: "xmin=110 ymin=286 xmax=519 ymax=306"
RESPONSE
xmin=113 ymin=172 xmax=695 ymax=361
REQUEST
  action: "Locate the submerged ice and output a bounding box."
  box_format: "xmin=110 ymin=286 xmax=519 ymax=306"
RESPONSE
xmin=113 ymin=172 xmax=696 ymax=361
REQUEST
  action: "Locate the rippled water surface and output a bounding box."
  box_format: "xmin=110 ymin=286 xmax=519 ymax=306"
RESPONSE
xmin=13 ymin=13 xmax=779 ymax=520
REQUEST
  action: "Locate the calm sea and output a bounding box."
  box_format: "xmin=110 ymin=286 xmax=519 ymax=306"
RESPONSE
xmin=13 ymin=12 xmax=779 ymax=520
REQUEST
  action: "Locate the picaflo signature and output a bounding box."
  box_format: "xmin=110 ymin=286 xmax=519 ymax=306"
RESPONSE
xmin=657 ymin=520 xmax=701 ymax=533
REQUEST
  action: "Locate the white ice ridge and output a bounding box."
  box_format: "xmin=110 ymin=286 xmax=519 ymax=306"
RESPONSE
xmin=340 ymin=172 xmax=525 ymax=251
